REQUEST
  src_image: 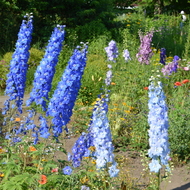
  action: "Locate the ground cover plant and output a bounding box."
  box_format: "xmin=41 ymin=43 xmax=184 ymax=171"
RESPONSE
xmin=0 ymin=8 xmax=190 ymax=190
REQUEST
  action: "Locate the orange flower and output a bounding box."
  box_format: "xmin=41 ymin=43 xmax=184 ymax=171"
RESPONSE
xmin=174 ymin=82 xmax=182 ymax=86
xmin=181 ymin=79 xmax=189 ymax=84
xmin=111 ymin=82 xmax=116 ymax=85
xmin=143 ymin=87 xmax=149 ymax=90
xmin=15 ymin=118 xmax=21 ymax=122
xmin=29 ymin=146 xmax=37 ymax=152
xmin=38 ymin=175 xmax=47 ymax=185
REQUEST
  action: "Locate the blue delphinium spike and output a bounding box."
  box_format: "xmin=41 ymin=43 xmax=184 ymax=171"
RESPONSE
xmin=3 ymin=13 xmax=33 ymax=114
xmin=148 ymin=79 xmax=170 ymax=173
xmin=26 ymin=25 xmax=66 ymax=111
xmin=160 ymin=48 xmax=166 ymax=65
xmin=46 ymin=43 xmax=88 ymax=137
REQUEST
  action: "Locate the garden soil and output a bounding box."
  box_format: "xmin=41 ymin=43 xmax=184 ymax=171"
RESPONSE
xmin=1 ymin=95 xmax=190 ymax=190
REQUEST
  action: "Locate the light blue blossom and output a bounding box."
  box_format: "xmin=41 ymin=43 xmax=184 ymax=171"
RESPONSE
xmin=123 ymin=49 xmax=131 ymax=62
xmin=148 ymin=80 xmax=170 ymax=173
xmin=26 ymin=25 xmax=66 ymax=111
xmin=149 ymin=159 xmax=162 ymax=173
xmin=105 ymin=40 xmax=118 ymax=62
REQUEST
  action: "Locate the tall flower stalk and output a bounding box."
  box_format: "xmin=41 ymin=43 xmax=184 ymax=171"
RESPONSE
xmin=136 ymin=30 xmax=154 ymax=65
xmin=3 ymin=13 xmax=33 ymax=114
xmin=148 ymin=76 xmax=170 ymax=180
xmin=26 ymin=25 xmax=66 ymax=111
xmin=69 ymin=41 xmax=119 ymax=177
xmin=46 ymin=43 xmax=88 ymax=138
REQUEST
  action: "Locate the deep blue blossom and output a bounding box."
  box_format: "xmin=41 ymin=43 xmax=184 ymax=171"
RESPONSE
xmin=68 ymin=132 xmax=93 ymax=167
xmin=62 ymin=166 xmax=72 ymax=175
xmin=148 ymin=80 xmax=170 ymax=173
xmin=26 ymin=25 xmax=66 ymax=111
xmin=46 ymin=44 xmax=88 ymax=137
xmin=3 ymin=13 xmax=33 ymax=114
xmin=105 ymin=40 xmax=118 ymax=62
xmin=160 ymin=48 xmax=166 ymax=65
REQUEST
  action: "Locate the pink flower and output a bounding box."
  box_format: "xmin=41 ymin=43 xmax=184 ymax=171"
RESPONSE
xmin=183 ymin=67 xmax=190 ymax=71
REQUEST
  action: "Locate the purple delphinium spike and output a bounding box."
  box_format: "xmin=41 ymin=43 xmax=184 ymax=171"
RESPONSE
xmin=26 ymin=25 xmax=66 ymax=111
xmin=148 ymin=79 xmax=170 ymax=173
xmin=160 ymin=48 xmax=166 ymax=65
xmin=3 ymin=13 xmax=33 ymax=114
xmin=136 ymin=30 xmax=154 ymax=65
xmin=161 ymin=55 xmax=180 ymax=76
xmin=46 ymin=43 xmax=88 ymax=138
xmin=105 ymin=40 xmax=118 ymax=62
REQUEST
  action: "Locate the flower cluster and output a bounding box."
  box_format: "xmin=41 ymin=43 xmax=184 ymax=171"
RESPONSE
xmin=89 ymin=98 xmax=119 ymax=177
xmin=68 ymin=132 xmax=93 ymax=167
xmin=161 ymin=55 xmax=180 ymax=76
xmin=46 ymin=44 xmax=88 ymax=137
xmin=105 ymin=40 xmax=118 ymax=62
xmin=3 ymin=13 xmax=33 ymax=114
xmin=26 ymin=25 xmax=66 ymax=111
xmin=148 ymin=80 xmax=170 ymax=173
xmin=123 ymin=49 xmax=131 ymax=62
xmin=136 ymin=30 xmax=154 ymax=64
xmin=160 ymin=48 xmax=166 ymax=65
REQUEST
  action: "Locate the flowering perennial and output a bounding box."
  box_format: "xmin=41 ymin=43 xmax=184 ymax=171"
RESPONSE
xmin=123 ymin=49 xmax=131 ymax=62
xmin=46 ymin=44 xmax=88 ymax=137
xmin=136 ymin=30 xmax=154 ymax=64
xmin=161 ymin=55 xmax=180 ymax=76
xmin=3 ymin=13 xmax=33 ymax=114
xmin=26 ymin=25 xmax=66 ymax=111
xmin=105 ymin=40 xmax=118 ymax=62
xmin=90 ymin=98 xmax=119 ymax=177
xmin=160 ymin=48 xmax=166 ymax=65
xmin=148 ymin=80 xmax=170 ymax=173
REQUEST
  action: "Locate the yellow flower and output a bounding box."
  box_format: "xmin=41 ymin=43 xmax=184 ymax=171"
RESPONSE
xmin=0 ymin=173 xmax=4 ymax=177
xmin=122 ymin=102 xmax=127 ymax=106
xmin=127 ymin=24 xmax=130 ymax=27
xmin=0 ymin=147 xmax=5 ymax=153
xmin=120 ymin=118 xmax=125 ymax=121
xmin=91 ymin=160 xmax=96 ymax=164
xmin=124 ymin=110 xmax=130 ymax=114
xmin=80 ymin=176 xmax=89 ymax=184
xmin=89 ymin=146 xmax=96 ymax=152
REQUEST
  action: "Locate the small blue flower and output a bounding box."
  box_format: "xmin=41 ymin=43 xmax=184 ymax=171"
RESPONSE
xmin=123 ymin=49 xmax=131 ymax=62
xmin=149 ymin=159 xmax=162 ymax=173
xmin=62 ymin=166 xmax=72 ymax=175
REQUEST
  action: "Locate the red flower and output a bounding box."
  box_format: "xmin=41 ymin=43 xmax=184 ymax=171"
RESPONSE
xmin=181 ymin=79 xmax=189 ymax=84
xmin=51 ymin=168 xmax=58 ymax=173
xmin=174 ymin=82 xmax=182 ymax=86
xmin=38 ymin=175 xmax=47 ymax=185
xmin=143 ymin=87 xmax=149 ymax=90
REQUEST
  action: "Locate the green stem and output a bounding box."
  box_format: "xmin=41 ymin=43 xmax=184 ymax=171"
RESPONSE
xmin=157 ymin=169 xmax=161 ymax=190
